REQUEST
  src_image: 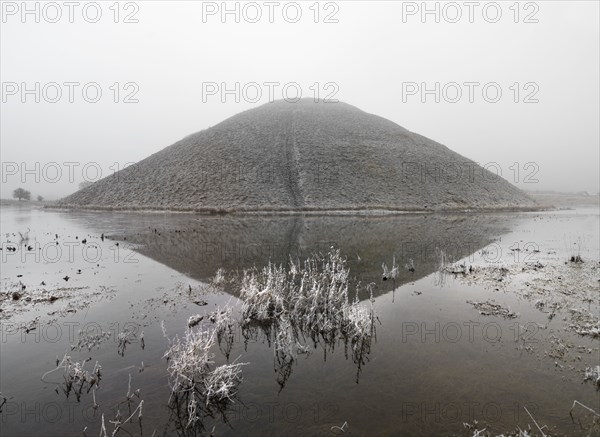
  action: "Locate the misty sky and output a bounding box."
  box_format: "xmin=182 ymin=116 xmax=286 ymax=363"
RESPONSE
xmin=1 ymin=1 xmax=598 ymax=200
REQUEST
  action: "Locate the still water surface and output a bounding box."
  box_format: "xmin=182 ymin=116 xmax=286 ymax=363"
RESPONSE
xmin=1 ymin=205 xmax=598 ymax=436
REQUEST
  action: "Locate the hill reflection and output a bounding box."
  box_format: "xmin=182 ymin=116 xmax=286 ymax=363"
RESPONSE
xmin=114 ymin=213 xmax=512 ymax=299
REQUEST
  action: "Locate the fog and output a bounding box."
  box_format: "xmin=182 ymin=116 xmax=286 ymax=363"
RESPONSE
xmin=1 ymin=1 xmax=598 ymax=200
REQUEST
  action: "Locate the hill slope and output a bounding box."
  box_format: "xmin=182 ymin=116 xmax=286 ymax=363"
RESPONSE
xmin=59 ymin=100 xmax=536 ymax=212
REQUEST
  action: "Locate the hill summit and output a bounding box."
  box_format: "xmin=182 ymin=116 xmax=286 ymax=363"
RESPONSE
xmin=59 ymin=99 xmax=535 ymax=212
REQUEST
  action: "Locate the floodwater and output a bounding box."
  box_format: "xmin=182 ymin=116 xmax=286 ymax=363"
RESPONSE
xmin=1 ymin=204 xmax=598 ymax=436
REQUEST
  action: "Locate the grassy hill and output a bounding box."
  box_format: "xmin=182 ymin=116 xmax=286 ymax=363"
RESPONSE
xmin=58 ymin=99 xmax=536 ymax=212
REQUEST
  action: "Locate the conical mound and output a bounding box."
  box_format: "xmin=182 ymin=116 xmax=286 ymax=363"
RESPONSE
xmin=59 ymin=99 xmax=536 ymax=212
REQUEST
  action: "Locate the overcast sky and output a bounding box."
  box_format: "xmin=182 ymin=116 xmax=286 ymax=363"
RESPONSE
xmin=1 ymin=1 xmax=598 ymax=199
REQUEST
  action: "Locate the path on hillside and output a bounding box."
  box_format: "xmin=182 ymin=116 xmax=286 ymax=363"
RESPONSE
xmin=283 ymin=111 xmax=305 ymax=208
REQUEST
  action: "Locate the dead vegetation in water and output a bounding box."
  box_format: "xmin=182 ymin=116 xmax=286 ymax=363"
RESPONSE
xmin=239 ymin=249 xmax=377 ymax=386
xmin=460 ymin=419 xmax=539 ymax=437
xmin=446 ymin=253 xmax=599 ymax=344
xmin=459 ymin=401 xmax=600 ymax=436
xmin=0 ymin=392 xmax=8 ymax=413
xmin=0 ymin=282 xmax=116 ymax=326
xmin=117 ymin=326 xmax=144 ymax=356
xmin=1 ymin=282 xmax=88 ymax=306
xmin=211 ymin=268 xmax=226 ymax=287
xmin=240 ymin=249 xmax=352 ymax=327
xmin=239 ymin=249 xmax=375 ymax=338
xmin=435 ymin=237 xmax=599 ymax=391
xmin=83 ymin=373 xmax=146 ymax=437
xmin=71 ymin=329 xmax=112 ymax=352
xmin=467 ymin=300 xmax=518 ymax=319
xmin=382 ymin=256 xmax=399 ymax=282
xmin=583 ymin=365 xmax=600 ymax=388
xmin=162 ymin=322 xmax=247 ymax=429
xmin=41 ymin=353 xmax=102 ymax=401
xmin=568 ymin=308 xmax=600 ymax=338
xmin=566 ymin=236 xmax=586 ymax=265
xmin=435 ymin=248 xmax=478 ymax=286
xmin=210 ymin=306 xmax=236 ymax=360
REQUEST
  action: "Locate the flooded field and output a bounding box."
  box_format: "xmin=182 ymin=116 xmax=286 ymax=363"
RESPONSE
xmin=1 ymin=204 xmax=598 ymax=436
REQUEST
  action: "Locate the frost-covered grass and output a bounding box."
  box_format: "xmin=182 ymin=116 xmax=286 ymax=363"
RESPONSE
xmin=239 ymin=249 xmax=376 ymax=385
xmin=343 ymin=297 xmax=377 ymax=346
xmin=204 ymin=360 xmax=245 ymax=404
xmin=209 ymin=306 xmax=236 ymax=360
xmin=161 ymin=250 xmax=375 ymax=410
xmin=85 ymin=373 xmax=144 ymax=437
xmin=459 ymin=401 xmax=600 ymax=436
xmin=212 ymin=268 xmax=226 ymax=286
xmin=565 ymin=235 xmax=586 ymax=263
xmin=240 ymin=249 xmax=364 ymax=335
xmin=162 ymin=323 xmax=247 ymax=428
xmin=382 ymin=256 xmax=399 ymax=281
xmin=71 ymin=328 xmax=111 ymax=352
xmin=41 ymin=353 xmax=102 ymax=401
xmin=568 ymin=308 xmax=600 ymax=338
xmin=164 ymin=328 xmax=215 ymax=397
xmin=584 ymin=365 xmax=600 ymax=388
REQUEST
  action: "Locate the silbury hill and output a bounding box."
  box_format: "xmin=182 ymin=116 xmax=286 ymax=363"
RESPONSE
xmin=58 ymin=99 xmax=536 ymax=213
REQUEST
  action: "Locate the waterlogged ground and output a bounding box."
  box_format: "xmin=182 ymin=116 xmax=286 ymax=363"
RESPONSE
xmin=0 ymin=203 xmax=598 ymax=436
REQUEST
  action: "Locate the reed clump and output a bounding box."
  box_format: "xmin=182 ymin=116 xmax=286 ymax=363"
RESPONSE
xmin=240 ymin=249 xmax=373 ymax=338
xmin=163 ymin=324 xmax=246 ymax=428
xmin=239 ymin=249 xmax=376 ymax=385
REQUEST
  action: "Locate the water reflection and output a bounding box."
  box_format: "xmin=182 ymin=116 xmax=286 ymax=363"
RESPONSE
xmin=5 ymin=206 xmax=600 ymax=437
xmin=109 ymin=213 xmax=512 ymax=397
xmin=116 ymin=213 xmax=511 ymax=300
xmin=166 ymin=389 xmax=235 ymax=437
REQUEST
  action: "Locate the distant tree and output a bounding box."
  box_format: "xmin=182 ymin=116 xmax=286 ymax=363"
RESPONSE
xmin=13 ymin=188 xmax=31 ymax=201
xmin=37 ymin=195 xmax=44 ymax=202
xmin=79 ymin=181 xmax=94 ymax=190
